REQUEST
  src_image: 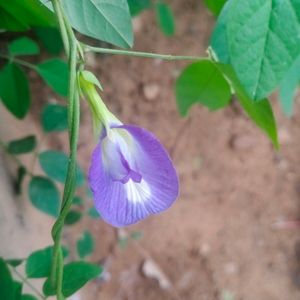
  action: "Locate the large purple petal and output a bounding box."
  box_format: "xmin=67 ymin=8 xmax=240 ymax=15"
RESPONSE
xmin=89 ymin=125 xmax=179 ymax=227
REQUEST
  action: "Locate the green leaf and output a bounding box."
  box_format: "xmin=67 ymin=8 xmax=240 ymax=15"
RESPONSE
xmin=0 ymin=258 xmax=15 ymax=300
xmin=28 ymin=176 xmax=60 ymax=217
xmin=41 ymin=104 xmax=68 ymax=132
xmin=155 ymin=2 xmax=175 ymax=36
xmin=279 ymin=55 xmax=300 ymax=117
xmin=6 ymin=259 xmax=23 ymax=267
xmin=39 ymin=151 xmax=85 ymax=186
xmin=226 ymin=0 xmax=300 ymax=100
xmin=36 ymin=59 xmax=69 ymax=97
xmin=8 ymin=135 xmax=36 ymax=155
xmin=77 ymin=231 xmax=95 ymax=259
xmin=21 ymin=295 xmax=38 ymax=300
xmin=43 ymin=262 xmax=102 ymax=297
xmin=65 ymin=210 xmax=82 ymax=225
xmin=0 ymin=63 xmax=30 ymax=119
xmin=26 ymin=246 xmax=69 ymax=279
xmin=87 ymin=207 xmax=101 ymax=219
xmin=176 ymin=60 xmax=231 ymax=115
xmin=8 ymin=37 xmax=39 ymax=56
xmin=0 ymin=0 xmax=56 ymax=31
xmin=128 ymin=0 xmax=151 ymax=16
xmin=218 ymin=64 xmax=278 ymax=148
xmin=61 ymin=0 xmax=133 ymax=48
xmin=204 ymin=0 xmax=227 ymax=16
xmin=13 ymin=281 xmax=22 ymax=300
xmin=34 ymin=27 xmax=63 ymax=55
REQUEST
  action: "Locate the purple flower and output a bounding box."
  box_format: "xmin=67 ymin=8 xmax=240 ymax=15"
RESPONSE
xmin=89 ymin=124 xmax=179 ymax=227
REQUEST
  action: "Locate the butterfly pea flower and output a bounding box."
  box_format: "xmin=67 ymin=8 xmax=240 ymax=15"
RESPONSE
xmin=80 ymin=71 xmax=179 ymax=227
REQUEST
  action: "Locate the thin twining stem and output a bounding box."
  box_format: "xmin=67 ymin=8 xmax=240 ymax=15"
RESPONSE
xmin=0 ymin=53 xmax=36 ymax=69
xmin=83 ymin=44 xmax=204 ymax=61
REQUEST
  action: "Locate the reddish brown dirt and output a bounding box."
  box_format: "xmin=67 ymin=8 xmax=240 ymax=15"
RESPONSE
xmin=3 ymin=1 xmax=300 ymax=300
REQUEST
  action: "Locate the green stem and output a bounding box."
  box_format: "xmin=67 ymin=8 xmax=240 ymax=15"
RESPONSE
xmin=0 ymin=53 xmax=36 ymax=69
xmin=50 ymin=1 xmax=80 ymax=299
xmin=11 ymin=267 xmax=46 ymax=300
xmin=83 ymin=45 xmax=203 ymax=61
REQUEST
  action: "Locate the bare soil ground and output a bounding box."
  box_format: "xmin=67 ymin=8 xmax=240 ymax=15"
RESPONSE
xmin=2 ymin=1 xmax=300 ymax=300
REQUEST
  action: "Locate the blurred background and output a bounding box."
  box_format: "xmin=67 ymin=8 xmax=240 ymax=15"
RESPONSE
xmin=1 ymin=1 xmax=300 ymax=299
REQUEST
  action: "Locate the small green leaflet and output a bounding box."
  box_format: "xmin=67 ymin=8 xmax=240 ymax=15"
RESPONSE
xmin=43 ymin=262 xmax=102 ymax=297
xmin=65 ymin=210 xmax=82 ymax=225
xmin=39 ymin=151 xmax=85 ymax=186
xmin=7 ymin=135 xmax=36 ymax=155
xmin=41 ymin=103 xmax=68 ymax=132
xmin=0 ymin=63 xmax=30 ymax=119
xmin=61 ymin=0 xmax=133 ymax=48
xmin=226 ymin=0 xmax=300 ymax=100
xmin=6 ymin=259 xmax=23 ymax=267
xmin=14 ymin=166 xmax=26 ymax=194
xmin=204 ymin=0 xmax=227 ymax=16
xmin=176 ymin=60 xmax=231 ymax=115
xmin=0 ymin=0 xmax=56 ymax=31
xmin=128 ymin=0 xmax=151 ymax=16
xmin=73 ymin=196 xmax=83 ymax=206
xmin=21 ymin=295 xmax=38 ymax=300
xmin=26 ymin=246 xmax=68 ymax=278
xmin=28 ymin=176 xmax=60 ymax=217
xmin=12 ymin=281 xmax=22 ymax=299
xmin=218 ymin=64 xmax=278 ymax=148
xmin=77 ymin=231 xmax=95 ymax=259
xmin=279 ymin=55 xmax=300 ymax=117
xmin=0 ymin=258 xmax=15 ymax=300
xmin=80 ymin=70 xmax=103 ymax=91
xmin=8 ymin=37 xmax=39 ymax=56
xmin=36 ymin=59 xmax=69 ymax=97
xmin=155 ymin=2 xmax=175 ymax=37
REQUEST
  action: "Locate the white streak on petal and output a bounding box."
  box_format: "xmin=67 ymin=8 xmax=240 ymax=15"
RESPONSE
xmin=125 ymin=179 xmax=151 ymax=204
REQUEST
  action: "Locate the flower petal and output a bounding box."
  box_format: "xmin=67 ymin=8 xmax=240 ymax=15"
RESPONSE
xmin=89 ymin=125 xmax=179 ymax=227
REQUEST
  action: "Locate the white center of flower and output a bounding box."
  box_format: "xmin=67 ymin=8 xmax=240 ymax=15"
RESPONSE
xmin=125 ymin=179 xmax=151 ymax=204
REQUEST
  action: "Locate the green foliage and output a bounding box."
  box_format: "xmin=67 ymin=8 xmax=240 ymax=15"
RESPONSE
xmin=226 ymin=0 xmax=300 ymax=100
xmin=65 ymin=210 xmax=82 ymax=225
xmin=0 ymin=0 xmax=56 ymax=31
xmin=128 ymin=0 xmax=151 ymax=16
xmin=7 ymin=135 xmax=36 ymax=155
xmin=279 ymin=55 xmax=300 ymax=116
xmin=61 ymin=0 xmax=133 ymax=48
xmin=34 ymin=27 xmax=63 ymax=55
xmin=77 ymin=231 xmax=95 ymax=259
xmin=219 ymin=64 xmax=278 ymax=148
xmin=36 ymin=59 xmax=69 ymax=97
xmin=26 ymin=246 xmax=68 ymax=278
xmin=41 ymin=104 xmax=68 ymax=132
xmin=87 ymin=207 xmax=101 ymax=219
xmin=155 ymin=2 xmax=175 ymax=37
xmin=43 ymin=262 xmax=102 ymax=297
xmin=176 ymin=60 xmax=231 ymax=115
xmin=0 ymin=63 xmax=30 ymax=119
xmin=80 ymin=70 xmax=103 ymax=91
xmin=28 ymin=176 xmax=60 ymax=217
xmin=8 ymin=37 xmax=39 ymax=56
xmin=39 ymin=151 xmax=85 ymax=186
xmin=0 ymin=258 xmax=15 ymax=300
xmin=21 ymin=295 xmax=38 ymax=300
xmin=204 ymin=0 xmax=227 ymax=16
xmin=73 ymin=196 xmax=83 ymax=206
xmin=12 ymin=281 xmax=22 ymax=300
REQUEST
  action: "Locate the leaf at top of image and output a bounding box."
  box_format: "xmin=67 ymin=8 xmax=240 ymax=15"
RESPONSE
xmin=0 ymin=63 xmax=31 ymax=119
xmin=155 ymin=2 xmax=175 ymax=37
xmin=226 ymin=0 xmax=300 ymax=100
xmin=61 ymin=0 xmax=133 ymax=48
